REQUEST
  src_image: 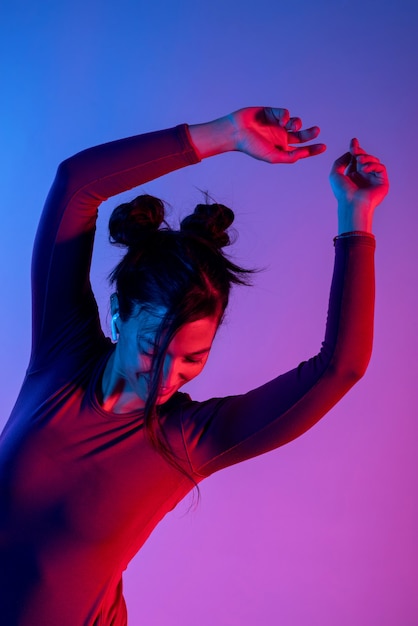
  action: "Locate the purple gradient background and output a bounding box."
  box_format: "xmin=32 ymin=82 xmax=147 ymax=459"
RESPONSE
xmin=1 ymin=1 xmax=417 ymax=624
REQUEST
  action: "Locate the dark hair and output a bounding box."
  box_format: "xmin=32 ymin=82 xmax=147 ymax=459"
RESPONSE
xmin=108 ymin=194 xmax=254 ymax=491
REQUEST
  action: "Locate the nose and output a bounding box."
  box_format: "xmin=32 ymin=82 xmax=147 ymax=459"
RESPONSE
xmin=161 ymin=354 xmax=184 ymax=390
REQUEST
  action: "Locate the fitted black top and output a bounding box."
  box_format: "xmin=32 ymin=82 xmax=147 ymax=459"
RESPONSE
xmin=0 ymin=124 xmax=375 ymax=625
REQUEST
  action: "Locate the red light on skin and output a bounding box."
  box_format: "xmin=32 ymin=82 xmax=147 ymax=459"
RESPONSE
xmin=158 ymin=387 xmax=175 ymax=397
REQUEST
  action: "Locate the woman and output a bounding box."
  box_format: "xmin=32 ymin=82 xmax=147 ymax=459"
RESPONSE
xmin=0 ymin=107 xmax=388 ymax=625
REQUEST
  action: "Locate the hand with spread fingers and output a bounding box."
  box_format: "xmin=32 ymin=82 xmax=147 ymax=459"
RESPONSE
xmin=330 ymin=138 xmax=389 ymax=233
xmin=228 ymin=106 xmax=327 ymax=163
xmin=189 ymin=106 xmax=326 ymax=163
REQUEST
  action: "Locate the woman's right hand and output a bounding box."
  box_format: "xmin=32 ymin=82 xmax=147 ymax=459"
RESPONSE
xmin=330 ymin=139 xmax=389 ymax=234
xmin=189 ymin=106 xmax=326 ymax=162
xmin=228 ymin=107 xmax=326 ymax=163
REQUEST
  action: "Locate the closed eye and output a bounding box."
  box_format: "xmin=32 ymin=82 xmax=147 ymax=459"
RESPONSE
xmin=138 ymin=338 xmax=157 ymax=358
xmin=184 ymin=356 xmax=205 ymax=365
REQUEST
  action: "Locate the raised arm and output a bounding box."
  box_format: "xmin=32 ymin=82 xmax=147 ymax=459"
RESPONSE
xmin=30 ymin=125 xmax=200 ymax=367
xmin=30 ymin=107 xmax=325 ymax=369
xmin=180 ymin=141 xmax=389 ymax=476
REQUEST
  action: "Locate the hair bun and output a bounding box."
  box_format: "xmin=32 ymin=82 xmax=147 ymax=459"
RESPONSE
xmin=109 ymin=194 xmax=165 ymax=247
xmin=180 ymin=203 xmax=234 ymax=248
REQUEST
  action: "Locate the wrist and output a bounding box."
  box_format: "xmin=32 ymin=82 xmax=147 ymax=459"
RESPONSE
xmin=188 ymin=116 xmax=236 ymax=159
xmin=337 ymin=202 xmax=374 ymax=235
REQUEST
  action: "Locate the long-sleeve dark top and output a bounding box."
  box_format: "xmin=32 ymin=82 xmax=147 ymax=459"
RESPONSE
xmin=0 ymin=125 xmax=376 ymax=625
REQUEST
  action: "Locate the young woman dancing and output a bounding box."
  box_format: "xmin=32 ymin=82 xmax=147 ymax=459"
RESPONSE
xmin=0 ymin=107 xmax=388 ymax=625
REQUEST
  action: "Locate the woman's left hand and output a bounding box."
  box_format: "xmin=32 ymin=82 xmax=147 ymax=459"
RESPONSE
xmin=330 ymin=138 xmax=389 ymax=233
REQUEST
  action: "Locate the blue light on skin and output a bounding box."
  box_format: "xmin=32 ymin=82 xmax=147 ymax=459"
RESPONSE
xmin=101 ymin=304 xmax=218 ymax=414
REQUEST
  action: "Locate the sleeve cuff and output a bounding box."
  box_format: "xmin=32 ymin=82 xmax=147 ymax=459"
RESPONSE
xmin=333 ymin=231 xmax=376 ymax=247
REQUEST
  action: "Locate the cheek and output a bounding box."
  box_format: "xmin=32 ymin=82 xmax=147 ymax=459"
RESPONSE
xmin=120 ymin=342 xmax=150 ymax=378
xmin=137 ymin=354 xmax=152 ymax=375
xmin=184 ymin=360 xmax=208 ymax=382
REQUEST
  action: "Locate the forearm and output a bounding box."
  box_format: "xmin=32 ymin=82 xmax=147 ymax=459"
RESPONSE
xmin=57 ymin=125 xmax=200 ymax=203
xmin=31 ymin=125 xmax=200 ymax=356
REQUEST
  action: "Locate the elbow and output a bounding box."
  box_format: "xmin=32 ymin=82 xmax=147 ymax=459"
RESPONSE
xmin=50 ymin=156 xmax=84 ymax=198
xmin=343 ymin=365 xmax=368 ymax=388
xmin=49 ymin=159 xmax=72 ymax=196
xmin=55 ymin=156 xmax=76 ymax=182
xmin=328 ymin=349 xmax=372 ymax=390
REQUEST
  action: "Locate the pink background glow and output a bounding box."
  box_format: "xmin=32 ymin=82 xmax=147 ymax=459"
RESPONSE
xmin=1 ymin=1 xmax=417 ymax=624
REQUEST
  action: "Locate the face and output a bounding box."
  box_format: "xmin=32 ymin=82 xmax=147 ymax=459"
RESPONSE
xmin=109 ymin=304 xmax=219 ymax=412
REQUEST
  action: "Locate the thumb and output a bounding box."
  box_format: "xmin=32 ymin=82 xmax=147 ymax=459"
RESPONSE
xmin=330 ymin=151 xmax=351 ymax=178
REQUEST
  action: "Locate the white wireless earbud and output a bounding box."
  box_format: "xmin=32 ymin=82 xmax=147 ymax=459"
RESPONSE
xmin=111 ymin=313 xmax=120 ymax=342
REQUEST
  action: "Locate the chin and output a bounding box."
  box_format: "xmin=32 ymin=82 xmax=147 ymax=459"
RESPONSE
xmin=156 ymin=389 xmax=177 ymax=404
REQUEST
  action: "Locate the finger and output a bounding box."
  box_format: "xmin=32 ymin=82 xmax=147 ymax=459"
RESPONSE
xmin=330 ymin=151 xmax=351 ymax=175
xmin=372 ymin=166 xmax=389 ymax=184
xmin=350 ymin=137 xmax=368 ymax=156
xmin=350 ymin=137 xmax=360 ymax=151
xmin=307 ymin=143 xmax=327 ymax=156
xmin=285 ymin=117 xmax=302 ymax=132
xmin=281 ymin=143 xmax=326 ymax=163
xmin=288 ymin=125 xmax=321 ymax=144
xmin=267 ymin=107 xmax=290 ymax=127
xmin=355 ymin=154 xmax=380 ymax=164
xmin=358 ymin=162 xmax=387 ymax=177
xmin=346 ymin=155 xmax=357 ymax=177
